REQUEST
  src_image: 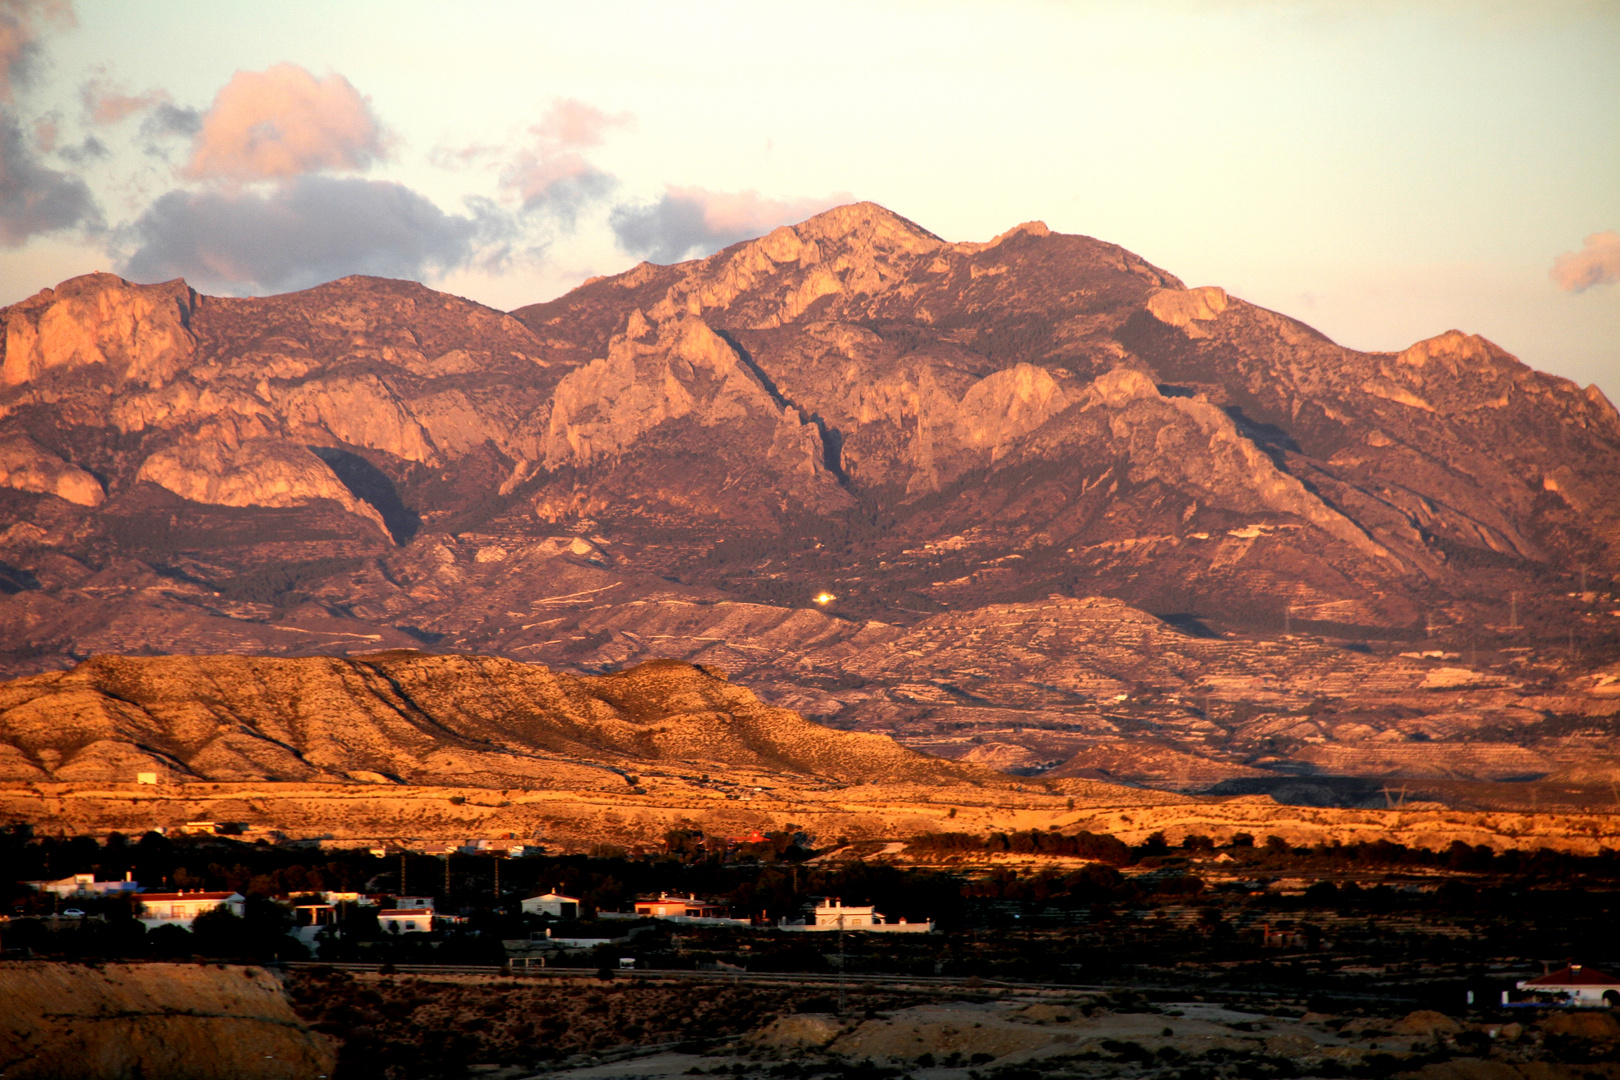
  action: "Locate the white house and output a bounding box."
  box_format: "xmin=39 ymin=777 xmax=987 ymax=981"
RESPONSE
xmin=779 ymin=898 xmax=933 ymax=934
xmin=378 ymin=907 xmax=435 ymax=933
xmin=291 ymin=903 xmax=338 ymax=945
xmin=521 ymin=891 xmax=580 ymax=919
xmin=1510 ymin=964 xmax=1620 ymax=1008
xmin=136 ymin=891 xmax=245 ymax=929
xmin=25 ymin=873 xmax=140 ymax=899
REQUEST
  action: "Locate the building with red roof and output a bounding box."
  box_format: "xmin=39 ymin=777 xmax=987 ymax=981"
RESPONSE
xmin=1510 ymin=964 xmax=1620 ymax=1008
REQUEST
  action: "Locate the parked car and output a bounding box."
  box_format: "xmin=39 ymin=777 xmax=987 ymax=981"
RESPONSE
xmin=61 ymin=908 xmax=85 ymax=918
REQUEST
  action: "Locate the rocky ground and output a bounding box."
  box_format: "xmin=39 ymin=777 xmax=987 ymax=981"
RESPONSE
xmin=276 ymin=969 xmax=1620 ymax=1080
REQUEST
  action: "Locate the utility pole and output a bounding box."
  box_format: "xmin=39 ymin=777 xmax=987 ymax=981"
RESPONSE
xmin=400 ymin=853 xmax=407 ymax=897
xmin=837 ymin=910 xmax=847 ymax=1016
xmin=443 ymin=854 xmax=451 ymax=900
xmin=493 ymin=855 xmax=500 ymax=898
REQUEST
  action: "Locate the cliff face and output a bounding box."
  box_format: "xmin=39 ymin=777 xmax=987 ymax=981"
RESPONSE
xmin=1 ymin=203 xmax=1616 ymax=797
xmin=0 ymin=961 xmax=335 ymax=1080
xmin=0 ymin=275 xmax=198 ymax=390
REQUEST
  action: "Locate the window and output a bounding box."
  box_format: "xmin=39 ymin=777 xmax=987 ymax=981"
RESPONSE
xmin=171 ymin=904 xmax=185 ymax=918
xmin=405 ymin=920 xmax=417 ymax=931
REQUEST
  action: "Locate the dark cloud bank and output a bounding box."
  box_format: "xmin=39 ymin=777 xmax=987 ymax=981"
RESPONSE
xmin=0 ymin=108 xmax=100 ymax=247
xmin=121 ymin=176 xmax=506 ymax=295
xmin=611 ymin=187 xmax=848 ymax=265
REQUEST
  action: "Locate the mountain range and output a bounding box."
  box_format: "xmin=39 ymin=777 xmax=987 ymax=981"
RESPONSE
xmin=2 ymin=203 xmax=1617 ymax=806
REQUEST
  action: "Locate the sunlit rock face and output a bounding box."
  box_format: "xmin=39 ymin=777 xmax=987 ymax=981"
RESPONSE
xmin=1 ymin=203 xmax=1618 ymax=799
xmin=0 ymin=274 xmax=198 ymax=390
xmin=0 ymin=433 xmax=103 ymax=506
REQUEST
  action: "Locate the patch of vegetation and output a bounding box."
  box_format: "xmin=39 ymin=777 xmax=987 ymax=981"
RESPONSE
xmin=212 ymin=556 xmax=367 ymax=605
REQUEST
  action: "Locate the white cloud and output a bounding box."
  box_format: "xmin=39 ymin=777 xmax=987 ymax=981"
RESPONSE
xmin=184 ymin=63 xmax=389 ymax=182
xmin=1550 ymin=231 xmax=1620 ymax=293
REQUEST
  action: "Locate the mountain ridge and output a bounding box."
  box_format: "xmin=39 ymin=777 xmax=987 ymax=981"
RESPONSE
xmin=1 ymin=202 xmax=1616 ymax=801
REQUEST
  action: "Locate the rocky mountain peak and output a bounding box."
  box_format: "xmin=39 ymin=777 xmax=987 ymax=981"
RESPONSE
xmin=0 ymin=206 xmax=1617 ymax=810
xmin=1 ymin=272 xmax=197 ymax=391
xmin=1393 ymin=328 xmax=1516 ymax=375
xmin=789 ymin=200 xmax=945 ymax=254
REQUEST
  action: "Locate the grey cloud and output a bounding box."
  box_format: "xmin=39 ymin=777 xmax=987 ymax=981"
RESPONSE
xmin=120 ymin=175 xmax=511 ymax=295
xmin=54 ymin=132 xmax=105 ymax=163
xmin=491 ymin=99 xmax=630 ymax=226
xmin=610 ymin=187 xmax=847 ymax=264
xmin=499 ymin=148 xmax=617 ymax=227
xmin=0 ymin=0 xmax=73 ymax=103
xmin=610 ymin=193 xmax=715 ymax=263
xmin=140 ymin=102 xmax=201 ymax=139
xmin=519 ymin=163 xmax=616 ymax=227
xmin=0 ymin=108 xmax=100 ymax=246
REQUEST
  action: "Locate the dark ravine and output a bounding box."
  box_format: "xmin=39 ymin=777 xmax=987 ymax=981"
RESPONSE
xmin=0 ymin=203 xmax=1616 ymax=797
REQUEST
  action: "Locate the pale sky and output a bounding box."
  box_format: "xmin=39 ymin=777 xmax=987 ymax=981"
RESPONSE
xmin=2 ymin=0 xmax=1616 ymax=396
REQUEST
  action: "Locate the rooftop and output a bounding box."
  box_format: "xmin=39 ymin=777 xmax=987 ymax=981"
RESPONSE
xmin=137 ymin=891 xmax=241 ymax=902
xmin=1521 ymin=964 xmax=1620 ymax=987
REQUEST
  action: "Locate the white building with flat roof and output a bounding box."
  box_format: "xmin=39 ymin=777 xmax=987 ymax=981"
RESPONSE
xmin=378 ymin=908 xmax=436 ymax=933
xmin=779 ymin=898 xmax=932 ymax=933
xmin=136 ymin=891 xmax=245 ymax=929
xmin=25 ymin=873 xmax=140 ymax=899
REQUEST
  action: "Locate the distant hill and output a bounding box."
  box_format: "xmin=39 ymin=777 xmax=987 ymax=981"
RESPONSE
xmin=0 ymin=652 xmax=977 ymax=788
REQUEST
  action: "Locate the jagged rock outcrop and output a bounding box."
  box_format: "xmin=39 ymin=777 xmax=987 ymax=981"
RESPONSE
xmin=0 ymin=434 xmax=103 ymax=506
xmin=136 ymin=436 xmax=388 ymax=533
xmin=539 ymin=314 xmax=846 ymax=512
xmin=0 ymin=274 xmax=197 ymax=391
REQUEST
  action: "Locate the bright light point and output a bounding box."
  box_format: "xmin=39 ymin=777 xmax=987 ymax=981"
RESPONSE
xmin=812 ymin=592 xmax=836 ymax=605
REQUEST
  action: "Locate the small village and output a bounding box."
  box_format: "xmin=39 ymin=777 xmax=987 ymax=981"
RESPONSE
xmin=5 ymin=819 xmax=1620 ymax=1079
xmin=4 ymin=820 xmax=1617 ymax=1005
